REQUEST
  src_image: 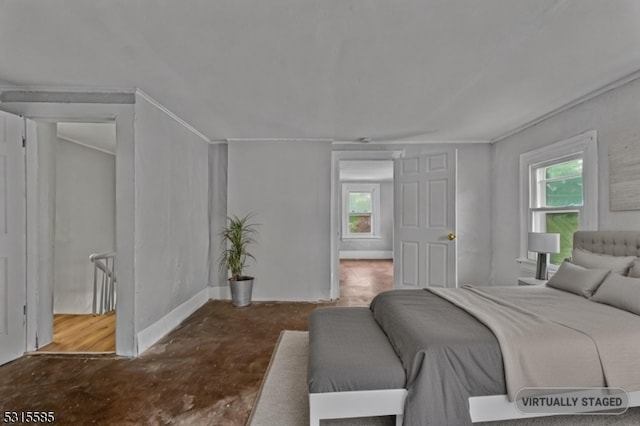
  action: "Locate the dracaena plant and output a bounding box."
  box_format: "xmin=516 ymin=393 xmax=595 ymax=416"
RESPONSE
xmin=219 ymin=213 xmax=258 ymax=281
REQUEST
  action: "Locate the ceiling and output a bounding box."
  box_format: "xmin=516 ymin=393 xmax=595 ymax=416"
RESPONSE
xmin=1 ymin=1 xmax=640 ymax=143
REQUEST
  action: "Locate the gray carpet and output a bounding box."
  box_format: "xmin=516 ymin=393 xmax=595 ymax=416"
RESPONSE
xmin=247 ymin=331 xmax=640 ymax=426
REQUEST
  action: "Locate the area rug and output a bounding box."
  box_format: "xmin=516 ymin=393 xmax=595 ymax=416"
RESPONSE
xmin=247 ymin=331 xmax=640 ymax=426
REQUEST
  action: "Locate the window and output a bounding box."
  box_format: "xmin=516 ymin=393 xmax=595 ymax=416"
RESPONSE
xmin=530 ymin=157 xmax=582 ymax=264
xmin=519 ymin=131 xmax=598 ymax=268
xmin=342 ymin=183 xmax=380 ymax=238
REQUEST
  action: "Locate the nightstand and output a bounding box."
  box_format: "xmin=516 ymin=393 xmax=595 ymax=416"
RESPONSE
xmin=517 ymin=277 xmax=548 ymax=286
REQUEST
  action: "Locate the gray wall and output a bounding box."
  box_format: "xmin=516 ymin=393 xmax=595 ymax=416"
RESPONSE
xmin=35 ymin=123 xmax=57 ymax=342
xmin=134 ymin=95 xmax=210 ymax=331
xmin=339 ymin=180 xmax=393 ymax=255
xmin=227 ymin=140 xmax=332 ymax=301
xmin=208 ymin=143 xmax=228 ymax=287
xmin=491 ymin=76 xmax=640 ymax=286
xmin=54 ymin=137 xmax=115 ymax=314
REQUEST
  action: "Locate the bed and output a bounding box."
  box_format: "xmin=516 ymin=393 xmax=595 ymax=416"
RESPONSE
xmin=308 ymin=231 xmax=640 ymax=425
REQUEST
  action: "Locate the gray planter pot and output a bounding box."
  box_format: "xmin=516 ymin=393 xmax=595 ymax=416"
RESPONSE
xmin=230 ymin=277 xmax=254 ymax=307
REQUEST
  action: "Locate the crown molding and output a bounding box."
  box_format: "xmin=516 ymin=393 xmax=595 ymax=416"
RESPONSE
xmin=134 ymin=89 xmax=214 ymax=144
xmin=492 ymin=67 xmax=640 ymax=143
xmin=227 ymin=138 xmax=332 ymax=143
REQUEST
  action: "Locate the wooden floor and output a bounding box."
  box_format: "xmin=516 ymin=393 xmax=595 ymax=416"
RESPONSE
xmin=38 ymin=311 xmax=116 ymax=353
xmin=337 ymin=259 xmax=393 ymax=306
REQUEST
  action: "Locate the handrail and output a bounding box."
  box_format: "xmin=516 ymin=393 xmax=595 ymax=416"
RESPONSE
xmin=90 ymin=251 xmax=116 ymax=261
xmin=90 ymin=251 xmax=116 ymax=315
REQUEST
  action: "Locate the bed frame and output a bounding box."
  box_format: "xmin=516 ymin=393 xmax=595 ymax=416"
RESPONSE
xmin=309 ymin=231 xmax=640 ymax=425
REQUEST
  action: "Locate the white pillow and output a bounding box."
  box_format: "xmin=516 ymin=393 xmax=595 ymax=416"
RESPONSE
xmin=546 ymin=261 xmax=610 ymax=298
xmin=592 ymin=273 xmax=640 ymax=315
xmin=629 ymin=259 xmax=640 ymax=278
xmin=571 ymin=248 xmax=636 ymax=275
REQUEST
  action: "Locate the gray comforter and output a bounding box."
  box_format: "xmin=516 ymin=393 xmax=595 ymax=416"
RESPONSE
xmin=370 ymin=286 xmax=640 ymax=426
xmin=370 ymin=290 xmax=505 ymax=426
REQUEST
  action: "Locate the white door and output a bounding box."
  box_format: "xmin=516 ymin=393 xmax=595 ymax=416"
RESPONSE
xmin=0 ymin=111 xmax=26 ymax=365
xmin=394 ymin=149 xmax=456 ymax=288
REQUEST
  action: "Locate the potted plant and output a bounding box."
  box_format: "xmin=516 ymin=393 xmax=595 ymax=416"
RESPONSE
xmin=219 ymin=213 xmax=258 ymax=307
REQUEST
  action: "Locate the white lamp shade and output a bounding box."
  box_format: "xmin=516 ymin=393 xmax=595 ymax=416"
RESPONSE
xmin=528 ymin=232 xmax=560 ymax=254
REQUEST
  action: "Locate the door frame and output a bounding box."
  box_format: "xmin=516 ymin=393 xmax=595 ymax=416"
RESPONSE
xmin=330 ymin=149 xmax=403 ymax=300
xmin=0 ymin=111 xmax=27 ymax=365
xmin=1 ymin=99 xmax=136 ymax=357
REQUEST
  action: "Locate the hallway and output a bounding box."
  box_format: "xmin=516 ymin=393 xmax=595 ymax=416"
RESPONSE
xmin=337 ymin=259 xmax=393 ymax=306
xmin=0 ymin=261 xmax=391 ymax=425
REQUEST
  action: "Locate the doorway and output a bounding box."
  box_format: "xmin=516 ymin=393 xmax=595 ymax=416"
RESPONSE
xmin=35 ymin=121 xmax=116 ymax=353
xmin=333 ymin=157 xmax=396 ymax=302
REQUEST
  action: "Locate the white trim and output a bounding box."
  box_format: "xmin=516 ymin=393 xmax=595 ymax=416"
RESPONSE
xmin=208 ymin=284 xmax=231 ymax=300
xmin=136 ymin=286 xmax=210 ymax=355
xmin=0 ymin=90 xmax=134 ymax=104
xmin=339 ymin=250 xmax=392 ymax=260
xmin=228 ymin=138 xmax=332 ymax=143
xmin=519 ymin=131 xmax=598 ymax=264
xmin=309 ymin=389 xmax=640 ymax=425
xmin=332 ymin=139 xmax=489 ymax=145
xmin=309 ymin=389 xmax=406 ymax=426
xmin=134 ymin=89 xmax=214 ymax=144
xmin=0 ymin=84 xmax=135 ymax=94
xmin=8 ymin=100 xmax=138 ymax=358
xmin=341 ymin=183 xmax=381 ymax=238
xmin=25 ymin=119 xmax=39 ymax=352
xmin=493 ymin=67 xmax=640 ymax=143
xmin=330 ymin=150 xmax=403 ymax=302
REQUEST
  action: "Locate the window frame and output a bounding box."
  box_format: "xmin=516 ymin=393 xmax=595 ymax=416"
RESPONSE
xmin=341 ymin=183 xmax=381 ymax=239
xmin=518 ymin=131 xmax=598 ymax=271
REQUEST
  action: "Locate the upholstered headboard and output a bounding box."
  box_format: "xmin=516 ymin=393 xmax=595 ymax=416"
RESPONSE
xmin=573 ymin=231 xmax=640 ymax=257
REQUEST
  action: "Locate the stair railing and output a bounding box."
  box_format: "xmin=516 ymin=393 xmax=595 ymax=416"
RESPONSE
xmin=90 ymin=251 xmax=116 ymax=314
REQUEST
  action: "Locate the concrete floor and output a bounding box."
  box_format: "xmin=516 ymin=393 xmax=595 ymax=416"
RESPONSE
xmin=0 ymin=260 xmax=392 ymax=425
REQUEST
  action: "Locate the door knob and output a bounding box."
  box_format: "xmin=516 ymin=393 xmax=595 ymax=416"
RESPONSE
xmin=447 ymin=233 xmax=456 ymax=240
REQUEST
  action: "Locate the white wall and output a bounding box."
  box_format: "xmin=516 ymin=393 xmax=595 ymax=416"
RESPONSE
xmin=54 ymin=136 xmax=115 ymax=314
xmin=227 ymin=140 xmax=333 ymax=301
xmin=208 ymin=143 xmax=228 ymax=288
xmin=33 ymin=123 xmax=57 ymax=344
xmin=133 ymin=95 xmax=210 ymax=332
xmin=339 ymin=180 xmax=393 ymax=256
xmin=492 ymin=76 xmax=640 ymax=286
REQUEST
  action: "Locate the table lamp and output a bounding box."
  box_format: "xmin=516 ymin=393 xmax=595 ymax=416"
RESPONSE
xmin=528 ymin=232 xmax=560 ymax=280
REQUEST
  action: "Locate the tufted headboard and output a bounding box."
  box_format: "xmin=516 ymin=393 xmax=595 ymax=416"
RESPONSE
xmin=573 ymin=231 xmax=640 ymax=257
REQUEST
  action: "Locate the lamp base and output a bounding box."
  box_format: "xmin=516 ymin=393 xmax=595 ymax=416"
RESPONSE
xmin=535 ymin=253 xmax=548 ymax=280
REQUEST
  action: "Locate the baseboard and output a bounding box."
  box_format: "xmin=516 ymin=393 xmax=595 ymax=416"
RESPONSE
xmin=209 ymin=284 xmax=231 ymax=300
xmin=340 ymin=250 xmax=393 ymax=260
xmin=137 ymin=286 xmax=210 ymax=355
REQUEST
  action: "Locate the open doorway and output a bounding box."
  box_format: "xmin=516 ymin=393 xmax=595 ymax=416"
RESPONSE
xmin=36 ymin=121 xmax=116 ymax=353
xmin=336 ymin=159 xmax=394 ymax=306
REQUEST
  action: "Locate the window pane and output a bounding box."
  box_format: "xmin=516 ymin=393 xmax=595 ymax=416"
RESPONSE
xmin=349 ymin=214 xmax=371 ymax=233
xmin=545 ymin=159 xmax=582 ymax=179
xmin=545 ymin=212 xmax=579 ymax=265
xmin=545 ymin=176 xmax=583 ymax=207
xmin=349 ymin=192 xmax=372 ymax=213
xmin=543 ymin=159 xmax=583 ymax=207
